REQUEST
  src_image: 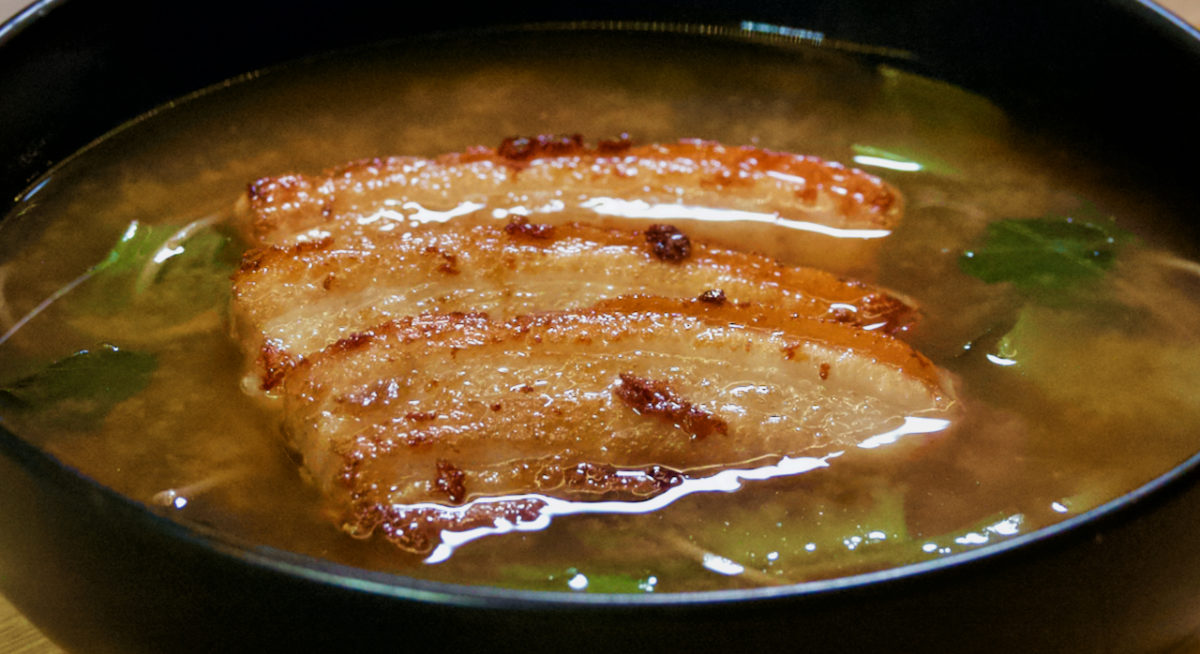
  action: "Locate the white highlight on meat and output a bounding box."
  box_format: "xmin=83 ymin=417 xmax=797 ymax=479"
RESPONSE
xmin=424 ymin=453 xmax=837 ymax=563
xmin=579 ymin=197 xmax=892 ymax=240
xmin=856 ymin=416 xmax=952 ymax=450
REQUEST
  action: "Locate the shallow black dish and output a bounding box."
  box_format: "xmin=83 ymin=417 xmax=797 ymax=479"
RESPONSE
xmin=2 ymin=1 xmax=1200 ymax=652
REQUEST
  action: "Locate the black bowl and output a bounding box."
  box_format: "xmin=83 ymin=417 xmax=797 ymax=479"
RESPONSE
xmin=3 ymin=1 xmax=1200 ymax=652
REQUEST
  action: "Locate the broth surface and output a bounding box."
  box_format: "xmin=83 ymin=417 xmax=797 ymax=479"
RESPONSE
xmin=2 ymin=29 xmax=1199 ymax=593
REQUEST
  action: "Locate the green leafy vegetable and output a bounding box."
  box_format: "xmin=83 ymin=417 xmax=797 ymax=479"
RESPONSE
xmin=0 ymin=344 xmax=157 ymax=429
xmin=877 ymin=65 xmax=1008 ymax=137
xmin=495 ymin=564 xmax=658 ymax=593
xmin=562 ymin=567 xmax=653 ymax=593
xmin=914 ymin=512 xmax=1025 ymax=558
xmin=683 ymin=478 xmax=913 ymax=583
xmin=959 ymin=215 xmax=1132 ymax=298
xmin=65 ymin=217 xmax=238 ymax=339
xmin=79 ymin=219 xmax=236 ymax=315
xmin=850 ymin=144 xmax=960 ymax=177
xmin=95 ymin=220 xmax=181 ymax=277
xmin=991 ymin=304 xmax=1200 ymax=425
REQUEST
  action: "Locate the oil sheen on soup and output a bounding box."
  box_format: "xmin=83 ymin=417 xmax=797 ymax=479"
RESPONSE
xmin=1 ymin=30 xmax=1199 ymax=593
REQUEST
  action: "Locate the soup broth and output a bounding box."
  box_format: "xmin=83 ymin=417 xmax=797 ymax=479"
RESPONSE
xmin=2 ymin=29 xmax=1199 ymax=593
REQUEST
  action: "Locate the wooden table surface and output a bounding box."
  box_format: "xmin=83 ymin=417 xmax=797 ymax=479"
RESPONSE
xmin=2 ymin=1 xmax=1199 ymax=652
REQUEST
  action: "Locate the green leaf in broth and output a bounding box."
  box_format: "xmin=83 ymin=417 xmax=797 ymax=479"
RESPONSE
xmin=494 ymin=564 xmax=656 ymax=593
xmin=850 ymin=143 xmax=960 ymax=177
xmin=70 ymin=218 xmax=238 ymax=333
xmin=877 ymin=65 xmax=1008 ymax=137
xmin=484 ymin=486 xmax=913 ymax=591
xmin=914 ymin=511 xmax=1025 ymax=559
xmin=93 ymin=220 xmax=177 ymax=277
xmin=679 ymin=479 xmax=913 ymax=583
xmin=0 ymin=343 xmax=157 ymax=430
xmin=959 ymin=215 xmax=1132 ymax=299
xmin=990 ymin=303 xmax=1200 ymax=431
xmin=562 ymin=568 xmax=655 ymax=594
xmin=791 ymin=482 xmax=910 ymax=555
xmin=134 ymin=226 xmax=236 ymax=312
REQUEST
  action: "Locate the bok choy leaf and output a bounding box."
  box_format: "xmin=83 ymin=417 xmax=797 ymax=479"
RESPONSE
xmin=73 ymin=217 xmax=238 ymax=321
xmin=0 ymin=344 xmax=156 ymax=429
xmin=959 ymin=213 xmax=1132 ymax=301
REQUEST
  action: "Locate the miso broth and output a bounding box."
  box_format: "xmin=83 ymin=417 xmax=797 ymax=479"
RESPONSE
xmin=2 ymin=29 xmax=1199 ymax=593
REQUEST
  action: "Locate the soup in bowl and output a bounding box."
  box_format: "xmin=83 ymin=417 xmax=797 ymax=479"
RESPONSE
xmin=2 ymin=1 xmax=1200 ymax=652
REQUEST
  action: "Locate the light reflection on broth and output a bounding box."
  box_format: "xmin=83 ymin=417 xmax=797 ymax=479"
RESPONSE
xmin=1 ymin=29 xmax=1199 ymax=593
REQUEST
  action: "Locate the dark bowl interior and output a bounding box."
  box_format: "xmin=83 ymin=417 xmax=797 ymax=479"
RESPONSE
xmin=3 ymin=1 xmax=1200 ymax=652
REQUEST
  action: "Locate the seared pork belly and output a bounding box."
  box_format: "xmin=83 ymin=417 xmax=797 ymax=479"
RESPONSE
xmin=233 ymin=138 xmax=949 ymax=554
xmin=280 ymin=297 xmax=955 ymax=553
xmin=232 ymin=218 xmax=916 ymax=390
xmin=234 ymin=136 xmax=902 ymax=274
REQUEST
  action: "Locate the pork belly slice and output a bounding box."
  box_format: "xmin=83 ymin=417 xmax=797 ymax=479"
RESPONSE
xmin=280 ymin=296 xmax=956 ymax=553
xmin=233 ymin=219 xmax=916 ymax=390
xmin=234 ymin=136 xmax=902 ymax=273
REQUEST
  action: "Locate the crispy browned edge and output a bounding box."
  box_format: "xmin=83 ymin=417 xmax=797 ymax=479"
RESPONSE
xmin=237 ymin=135 xmax=902 ymax=246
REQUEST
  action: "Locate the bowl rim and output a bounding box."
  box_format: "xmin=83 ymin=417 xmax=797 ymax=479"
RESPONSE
xmin=0 ymin=0 xmax=53 ymax=47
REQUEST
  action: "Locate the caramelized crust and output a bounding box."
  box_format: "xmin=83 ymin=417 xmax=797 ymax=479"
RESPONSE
xmin=232 ymin=219 xmax=916 ymax=390
xmin=231 ymin=137 xmax=936 ymax=554
xmin=235 ymin=136 xmax=902 ymax=275
xmin=279 ymin=297 xmax=955 ymax=552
